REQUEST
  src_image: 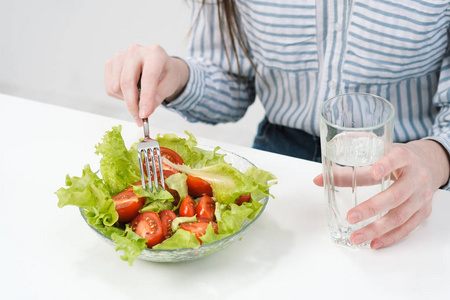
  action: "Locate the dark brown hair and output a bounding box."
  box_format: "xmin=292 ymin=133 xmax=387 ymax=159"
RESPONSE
xmin=199 ymin=0 xmax=258 ymax=80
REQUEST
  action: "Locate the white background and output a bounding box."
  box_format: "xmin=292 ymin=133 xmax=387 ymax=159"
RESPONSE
xmin=1 ymin=0 xmax=264 ymax=146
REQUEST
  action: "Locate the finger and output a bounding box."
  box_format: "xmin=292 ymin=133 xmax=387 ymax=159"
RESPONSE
xmin=104 ymin=59 xmax=113 ymax=95
xmin=313 ymin=174 xmax=323 ymax=186
xmin=139 ymin=45 xmax=169 ymax=118
xmin=120 ymin=45 xmax=143 ymax=124
xmin=370 ymin=203 xmax=432 ymax=249
xmin=349 ymin=190 xmax=424 ymax=246
xmin=371 ymin=145 xmax=409 ymax=180
xmin=314 ymin=166 xmax=380 ymax=188
xmin=347 ymin=172 xmax=416 ymax=224
xmin=319 ymin=162 xmax=382 ymax=188
xmin=109 ymin=52 xmax=126 ymax=99
xmin=105 ymin=59 xmax=121 ymax=100
xmin=333 ymin=165 xmax=380 ymax=187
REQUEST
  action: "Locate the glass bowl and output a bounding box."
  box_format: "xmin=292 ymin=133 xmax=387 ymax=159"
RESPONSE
xmin=80 ymin=147 xmax=270 ymax=263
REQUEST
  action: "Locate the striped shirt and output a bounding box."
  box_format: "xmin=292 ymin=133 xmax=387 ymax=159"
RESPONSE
xmin=166 ymin=0 xmax=450 ymax=183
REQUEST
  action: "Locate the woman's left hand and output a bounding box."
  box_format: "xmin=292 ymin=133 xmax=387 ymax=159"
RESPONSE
xmin=314 ymin=139 xmax=449 ymax=249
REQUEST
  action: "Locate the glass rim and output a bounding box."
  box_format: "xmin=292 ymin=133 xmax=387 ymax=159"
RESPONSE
xmin=319 ymin=92 xmax=395 ymax=131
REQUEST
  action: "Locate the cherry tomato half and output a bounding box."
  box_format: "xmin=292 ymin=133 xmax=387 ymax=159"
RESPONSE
xmin=143 ymin=147 xmax=184 ymax=177
xmin=112 ymin=187 xmax=146 ymax=223
xmin=160 ymin=147 xmax=184 ymax=169
xmin=235 ymin=193 xmax=251 ymax=206
xmin=179 ymin=195 xmax=196 ymax=217
xmin=180 ymin=220 xmax=218 ymax=244
xmin=130 ymin=212 xmax=164 ymax=248
xmin=159 ymin=210 xmax=177 ymax=240
xmin=195 ymin=194 xmax=216 ymax=221
xmin=186 ymin=175 xmax=213 ymax=197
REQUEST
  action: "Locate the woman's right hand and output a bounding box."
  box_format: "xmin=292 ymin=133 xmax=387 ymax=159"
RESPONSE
xmin=104 ymin=43 xmax=189 ymax=126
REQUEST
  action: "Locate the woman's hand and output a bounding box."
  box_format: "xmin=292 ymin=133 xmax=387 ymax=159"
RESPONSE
xmin=314 ymin=139 xmax=450 ymax=249
xmin=104 ymin=43 xmax=189 ymax=126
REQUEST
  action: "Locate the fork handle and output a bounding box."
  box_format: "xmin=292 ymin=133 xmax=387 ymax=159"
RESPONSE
xmin=142 ymin=118 xmax=150 ymax=138
xmin=137 ymin=75 xmax=150 ymax=138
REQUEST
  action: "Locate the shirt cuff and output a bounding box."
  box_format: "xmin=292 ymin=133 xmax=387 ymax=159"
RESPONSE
xmin=162 ymin=58 xmax=205 ymax=112
xmin=422 ymin=136 xmax=450 ymax=190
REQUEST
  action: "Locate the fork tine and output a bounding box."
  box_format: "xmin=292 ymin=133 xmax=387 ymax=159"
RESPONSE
xmin=150 ymin=148 xmax=159 ymax=191
xmin=155 ymin=147 xmax=165 ymax=190
xmin=144 ymin=148 xmax=153 ymax=192
xmin=138 ymin=150 xmax=147 ymax=191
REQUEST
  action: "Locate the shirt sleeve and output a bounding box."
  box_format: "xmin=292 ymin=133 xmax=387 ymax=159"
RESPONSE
xmin=164 ymin=1 xmax=256 ymax=124
xmin=424 ymin=44 xmax=450 ymax=190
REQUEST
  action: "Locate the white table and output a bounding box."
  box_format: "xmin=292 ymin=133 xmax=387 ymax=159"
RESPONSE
xmin=1 ymin=93 xmax=449 ymax=300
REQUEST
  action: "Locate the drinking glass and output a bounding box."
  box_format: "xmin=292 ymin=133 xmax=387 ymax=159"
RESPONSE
xmin=319 ymin=93 xmax=395 ymax=248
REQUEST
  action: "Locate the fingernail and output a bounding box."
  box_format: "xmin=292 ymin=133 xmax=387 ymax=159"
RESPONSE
xmin=139 ymin=105 xmax=150 ymax=118
xmin=134 ymin=116 xmax=141 ymax=126
xmin=372 ymin=241 xmax=383 ymax=250
xmin=352 ymin=233 xmax=366 ymax=245
xmin=373 ymin=165 xmax=384 ymax=179
xmin=348 ymin=211 xmax=362 ymax=224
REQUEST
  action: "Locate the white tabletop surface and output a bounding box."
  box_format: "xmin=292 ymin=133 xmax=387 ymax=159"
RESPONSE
xmin=1 ymin=93 xmax=449 ymax=300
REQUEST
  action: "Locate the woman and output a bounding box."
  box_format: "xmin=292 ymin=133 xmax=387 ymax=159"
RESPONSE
xmin=104 ymin=0 xmax=450 ymax=249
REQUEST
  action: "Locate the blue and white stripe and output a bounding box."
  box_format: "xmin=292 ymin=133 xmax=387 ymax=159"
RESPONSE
xmin=166 ymin=0 xmax=450 ymax=172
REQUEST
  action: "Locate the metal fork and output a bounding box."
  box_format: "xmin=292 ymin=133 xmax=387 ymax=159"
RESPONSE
xmin=137 ymin=78 xmax=165 ymax=192
xmin=137 ymin=118 xmax=165 ymax=192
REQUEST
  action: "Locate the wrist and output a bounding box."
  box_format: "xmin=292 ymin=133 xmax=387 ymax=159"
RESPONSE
xmin=165 ymin=57 xmax=189 ymax=103
xmin=411 ymin=140 xmax=450 ymax=188
xmin=436 ymin=142 xmax=450 ymax=188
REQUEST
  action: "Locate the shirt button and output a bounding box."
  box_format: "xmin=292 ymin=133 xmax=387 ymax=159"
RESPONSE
xmin=334 ymin=22 xmax=342 ymax=31
xmin=328 ymin=81 xmax=336 ymax=89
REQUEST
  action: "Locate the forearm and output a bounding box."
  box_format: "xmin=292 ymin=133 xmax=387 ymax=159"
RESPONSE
xmin=163 ymin=57 xmax=256 ymax=124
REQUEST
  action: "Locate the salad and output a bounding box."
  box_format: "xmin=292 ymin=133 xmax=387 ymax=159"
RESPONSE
xmin=56 ymin=126 xmax=277 ymax=265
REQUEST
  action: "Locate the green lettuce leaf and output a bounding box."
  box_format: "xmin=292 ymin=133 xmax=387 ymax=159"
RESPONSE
xmin=165 ymin=172 xmax=188 ymax=201
xmin=111 ymin=225 xmax=147 ymax=266
xmin=95 ymin=125 xmax=141 ymax=195
xmin=171 ymin=216 xmax=197 ymax=232
xmin=152 ymin=229 xmax=200 ymax=250
xmin=83 ymin=198 xmax=118 ymax=227
xmin=245 ymin=167 xmax=277 ymax=201
xmin=156 ymin=132 xmax=197 ymax=163
xmin=132 ymin=184 xmax=173 ymax=202
xmin=56 ymin=164 xmax=118 ymax=226
xmin=132 ymin=184 xmax=175 ymax=213
xmin=56 ymin=164 xmax=110 ymax=208
xmin=245 ymin=199 xmax=264 ymax=220
xmin=216 ymin=203 xmax=253 ymax=234
xmin=199 ymin=223 xmax=230 ymax=244
xmin=139 ymin=201 xmax=173 ymax=213
xmin=127 ymin=142 xmax=141 ymax=172
xmin=156 ymin=131 xmax=226 ymax=168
